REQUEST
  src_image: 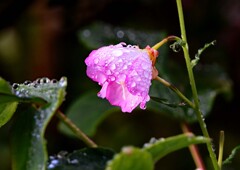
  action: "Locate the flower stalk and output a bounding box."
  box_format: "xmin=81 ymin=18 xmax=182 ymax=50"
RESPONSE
xmin=56 ymin=110 xmax=97 ymax=148
xmin=176 ymin=0 xmax=219 ymax=169
xmin=152 ymin=35 xmax=181 ymax=50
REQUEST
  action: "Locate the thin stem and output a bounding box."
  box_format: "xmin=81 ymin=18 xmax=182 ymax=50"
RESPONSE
xmin=218 ymin=131 xmax=224 ymax=169
xmin=181 ymin=123 xmax=206 ymax=170
xmin=176 ymin=0 xmax=219 ymax=169
xmin=155 ymin=76 xmax=194 ymax=108
xmin=152 ymin=35 xmax=181 ymax=50
xmin=56 ymin=110 xmax=97 ymax=148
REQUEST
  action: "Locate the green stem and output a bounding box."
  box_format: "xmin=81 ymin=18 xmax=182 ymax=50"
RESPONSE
xmin=218 ymin=131 xmax=224 ymax=169
xmin=152 ymin=35 xmax=181 ymax=50
xmin=155 ymin=76 xmax=194 ymax=108
xmin=56 ymin=110 xmax=98 ymax=148
xmin=176 ymin=0 xmax=219 ymax=169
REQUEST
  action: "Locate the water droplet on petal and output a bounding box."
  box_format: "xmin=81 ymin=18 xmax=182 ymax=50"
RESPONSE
xmin=144 ymin=71 xmax=150 ymax=78
xmin=108 ymin=76 xmax=116 ymax=81
xmin=109 ymin=64 xmax=116 ymax=70
xmin=94 ymin=58 xmax=99 ymax=64
xmin=131 ymin=82 xmax=136 ymax=87
xmin=141 ymin=63 xmax=149 ymax=69
xmin=112 ymin=50 xmax=123 ymax=57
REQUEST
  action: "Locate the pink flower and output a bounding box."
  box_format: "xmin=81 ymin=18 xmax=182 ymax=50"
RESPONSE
xmin=85 ymin=43 xmax=158 ymax=113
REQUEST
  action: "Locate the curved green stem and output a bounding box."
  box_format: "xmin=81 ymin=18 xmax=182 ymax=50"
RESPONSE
xmin=218 ymin=131 xmax=224 ymax=169
xmin=152 ymin=35 xmax=181 ymax=50
xmin=155 ymin=76 xmax=194 ymax=108
xmin=56 ymin=110 xmax=97 ymax=148
xmin=176 ymin=0 xmax=219 ymax=169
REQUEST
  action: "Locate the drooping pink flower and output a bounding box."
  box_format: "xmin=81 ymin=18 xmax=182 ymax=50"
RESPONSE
xmin=85 ymin=43 xmax=158 ymax=113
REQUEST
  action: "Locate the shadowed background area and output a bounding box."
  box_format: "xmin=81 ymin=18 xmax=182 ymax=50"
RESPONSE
xmin=0 ymin=0 xmax=240 ymax=169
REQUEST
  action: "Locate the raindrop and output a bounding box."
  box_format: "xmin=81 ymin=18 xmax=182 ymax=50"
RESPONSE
xmin=106 ymin=70 xmax=111 ymax=75
xmin=24 ymin=80 xmax=31 ymax=85
xmin=143 ymin=71 xmax=150 ymax=78
xmin=40 ymin=77 xmax=50 ymax=84
xmin=51 ymin=79 xmax=57 ymax=84
xmin=141 ymin=63 xmax=149 ymax=69
xmin=112 ymin=50 xmax=123 ymax=57
xmin=131 ymin=82 xmax=136 ymax=87
xmin=108 ymin=76 xmax=116 ymax=81
xmin=94 ymin=58 xmax=99 ymax=64
xmin=59 ymin=77 xmax=67 ymax=87
xmin=109 ymin=63 xmax=116 ymax=70
xmin=35 ymin=78 xmax=41 ymax=84
xmin=12 ymin=83 xmax=19 ymax=89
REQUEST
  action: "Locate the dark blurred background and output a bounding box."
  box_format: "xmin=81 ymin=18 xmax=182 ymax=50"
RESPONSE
xmin=0 ymin=0 xmax=240 ymax=169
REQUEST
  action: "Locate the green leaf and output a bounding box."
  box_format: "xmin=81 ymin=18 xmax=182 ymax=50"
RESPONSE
xmin=191 ymin=40 xmax=216 ymax=68
xmin=59 ymin=91 xmax=116 ymax=137
xmin=223 ymin=145 xmax=240 ymax=165
xmin=0 ymin=77 xmax=12 ymax=94
xmin=0 ymin=102 xmax=18 ymax=127
xmin=0 ymin=77 xmax=18 ymax=127
xmin=150 ymin=96 xmax=187 ymax=108
xmin=143 ymin=134 xmax=209 ymax=162
xmin=78 ymin=21 xmax=166 ymax=49
xmin=106 ymin=147 xmax=154 ymax=170
xmin=11 ymin=77 xmax=67 ymax=170
xmin=47 ymin=148 xmax=115 ymax=170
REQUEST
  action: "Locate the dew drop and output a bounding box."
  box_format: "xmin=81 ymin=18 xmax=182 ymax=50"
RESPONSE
xmin=131 ymin=82 xmax=136 ymax=87
xmin=40 ymin=77 xmax=50 ymax=84
xmin=112 ymin=50 xmax=123 ymax=57
xmin=144 ymin=71 xmax=150 ymax=78
xmin=59 ymin=77 xmax=67 ymax=87
xmin=108 ymin=76 xmax=116 ymax=81
xmin=109 ymin=64 xmax=116 ymax=70
xmin=24 ymin=80 xmax=31 ymax=85
xmin=94 ymin=58 xmax=99 ymax=64
xmin=51 ymin=79 xmax=58 ymax=83
xmin=106 ymin=70 xmax=111 ymax=75
xmin=12 ymin=83 xmax=19 ymax=89
xmin=141 ymin=63 xmax=148 ymax=69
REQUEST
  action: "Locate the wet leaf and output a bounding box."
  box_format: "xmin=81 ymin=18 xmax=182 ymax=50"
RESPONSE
xmin=11 ymin=77 xmax=67 ymax=170
xmin=59 ymin=91 xmax=116 ymax=137
xmin=223 ymin=145 xmax=240 ymax=165
xmin=47 ymin=148 xmax=115 ymax=170
xmin=143 ymin=134 xmax=209 ymax=162
xmin=0 ymin=77 xmax=18 ymax=127
xmin=106 ymin=147 xmax=154 ymax=170
xmin=191 ymin=40 xmax=216 ymax=68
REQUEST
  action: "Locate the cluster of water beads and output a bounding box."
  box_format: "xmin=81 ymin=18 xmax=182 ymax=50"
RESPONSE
xmin=48 ymin=151 xmax=80 ymax=169
xmin=11 ymin=77 xmax=67 ymax=102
